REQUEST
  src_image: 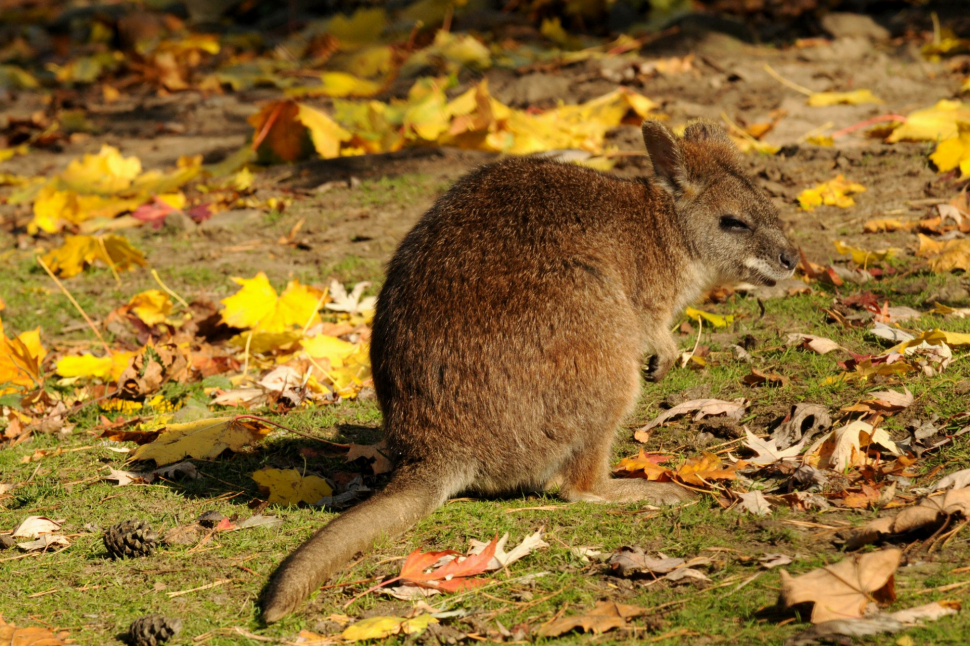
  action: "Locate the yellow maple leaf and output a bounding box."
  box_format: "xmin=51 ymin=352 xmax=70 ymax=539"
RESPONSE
xmin=301 ymin=335 xmax=359 ymax=368
xmin=929 ymin=121 xmax=970 ymax=178
xmin=888 ymin=100 xmax=970 ymax=143
xmin=833 ymin=240 xmax=896 ymax=266
xmin=56 ymin=350 xmax=136 ymax=382
xmin=130 ymin=417 xmax=271 ymax=465
xmin=807 ymin=89 xmax=882 ymax=107
xmin=59 ymin=144 xmax=142 ymax=194
xmin=0 ymin=319 xmax=46 ymax=393
xmin=251 ymin=467 xmax=333 ymax=505
xmin=42 ymin=235 xmax=147 ymax=279
xmin=297 ymin=103 xmax=353 ymax=159
xmin=288 ymin=72 xmax=384 ymax=99
xmin=220 ymin=273 xmax=324 ymax=333
xmin=342 ymin=615 xmax=437 ymax=642
xmin=798 ymin=175 xmax=866 ymax=210
xmin=127 ymin=290 xmax=173 ymax=326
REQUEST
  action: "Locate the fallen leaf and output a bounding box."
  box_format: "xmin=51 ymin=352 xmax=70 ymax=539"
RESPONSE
xmin=341 ymin=615 xmax=437 ymax=642
xmin=760 ymin=554 xmax=793 ymax=569
xmin=636 ymin=398 xmax=747 ymax=435
xmin=467 ymin=530 xmax=548 ymax=570
xmin=743 ymin=428 xmax=805 ymax=465
xmin=0 ymin=319 xmax=46 ymax=393
xmin=808 ymin=89 xmax=882 ymax=107
xmin=345 ymin=441 xmax=392 ymax=475
xmin=786 ymin=333 xmax=841 ymax=354
xmin=397 ymin=536 xmax=498 ymax=592
xmin=12 ymin=516 xmax=60 ymax=538
xmin=847 ymin=488 xmax=970 ymax=549
xmin=807 ymin=420 xmax=900 ymax=471
xmin=251 ymin=468 xmax=333 ymax=505
xmin=684 ymin=306 xmax=733 ymax=328
xmin=888 ymin=99 xmax=970 ymax=142
xmin=613 ymin=449 xmax=674 ymax=480
xmin=235 ymin=515 xmax=283 ymax=530
xmin=935 ymin=468 xmax=970 ymax=490
xmin=130 ymin=416 xmax=271 ymax=465
xmin=674 ymin=452 xmax=741 ymax=485
xmin=325 ymin=280 xmax=376 ymax=317
xmin=862 ymin=388 xmax=913 ymax=413
xmin=537 ymin=600 xmax=647 ymax=637
xmin=607 ymin=546 xmax=685 ymax=576
xmin=890 ymin=601 xmax=960 ymax=624
xmin=833 ymin=240 xmax=896 ymax=267
xmin=126 ymin=290 xmax=173 ymax=326
xmin=220 ymin=272 xmax=324 ymax=333
xmin=41 ymin=235 xmax=147 ymax=279
xmin=743 ymin=368 xmax=789 ymax=387
xmin=55 ymin=350 xmax=136 ymax=382
xmin=930 ymin=121 xmax=970 ymax=177
xmin=18 ymin=534 xmax=70 ymax=551
xmin=737 ymin=490 xmax=772 ymax=516
xmin=0 ymin=616 xmax=73 ymax=645
xmin=778 ymin=549 xmax=901 ymax=623
xmin=798 ymin=176 xmax=866 ymax=211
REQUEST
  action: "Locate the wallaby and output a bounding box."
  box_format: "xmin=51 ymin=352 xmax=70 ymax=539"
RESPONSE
xmin=260 ymin=120 xmax=798 ymax=621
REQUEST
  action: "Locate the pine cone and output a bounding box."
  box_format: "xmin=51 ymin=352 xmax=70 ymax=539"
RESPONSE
xmin=128 ymin=615 xmax=182 ymax=646
xmin=103 ymin=520 xmax=158 ymax=558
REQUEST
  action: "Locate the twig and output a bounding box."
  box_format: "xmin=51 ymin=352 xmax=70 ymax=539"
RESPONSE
xmin=763 ymin=64 xmax=814 ymax=96
xmin=37 ymin=257 xmax=112 ymax=355
xmin=96 ymin=237 xmax=121 ymax=285
xmin=167 ymin=578 xmax=234 ymax=598
xmin=151 ymin=269 xmax=189 ymax=308
xmin=831 ymin=114 xmax=907 ymax=139
xmin=232 ymin=415 xmax=350 ymax=448
xmin=252 ymin=102 xmax=285 ymax=151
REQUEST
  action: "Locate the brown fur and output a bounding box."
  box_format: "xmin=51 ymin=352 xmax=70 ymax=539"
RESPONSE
xmin=260 ymin=121 xmax=797 ymax=622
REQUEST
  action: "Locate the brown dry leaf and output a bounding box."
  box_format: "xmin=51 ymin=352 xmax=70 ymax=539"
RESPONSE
xmin=636 ymin=398 xmax=747 ymax=437
xmin=607 ymin=546 xmax=685 ymax=577
xmin=743 ymin=428 xmax=805 ymax=465
xmin=743 ymin=368 xmax=789 ymax=387
xmin=861 ymin=388 xmax=913 ymax=413
xmin=537 ymin=600 xmax=646 ymax=637
xmin=786 ymin=333 xmax=841 ymax=355
xmin=807 ymin=420 xmax=900 ymax=471
xmin=118 ymin=344 xmax=188 ymax=398
xmin=0 ymin=616 xmax=73 ymax=645
xmin=847 ymin=489 xmax=970 ymax=549
xmin=345 ymin=441 xmax=392 ymax=475
xmin=674 ymin=453 xmax=741 ymax=486
xmin=778 ymin=549 xmax=901 ymax=623
xmin=737 ymin=490 xmax=772 ymax=516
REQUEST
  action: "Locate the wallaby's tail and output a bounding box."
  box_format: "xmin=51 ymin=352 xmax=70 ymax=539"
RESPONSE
xmin=260 ymin=465 xmax=445 ymax=623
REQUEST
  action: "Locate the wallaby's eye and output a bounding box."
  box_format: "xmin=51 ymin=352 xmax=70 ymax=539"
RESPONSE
xmin=719 ymin=215 xmax=751 ymax=232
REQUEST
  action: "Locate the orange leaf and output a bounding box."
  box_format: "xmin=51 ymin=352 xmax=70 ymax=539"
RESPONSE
xmin=674 ymin=453 xmax=740 ymax=486
xmin=248 ymin=100 xmax=307 ymax=162
xmin=613 ymin=449 xmax=673 ymax=481
xmin=399 ymin=536 xmax=498 ymax=590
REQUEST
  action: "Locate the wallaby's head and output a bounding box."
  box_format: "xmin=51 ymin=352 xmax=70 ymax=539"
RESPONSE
xmin=641 ymin=120 xmax=798 ymax=287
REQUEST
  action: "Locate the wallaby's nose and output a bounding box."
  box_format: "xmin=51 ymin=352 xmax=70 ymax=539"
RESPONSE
xmin=779 ymin=249 xmax=797 ymax=271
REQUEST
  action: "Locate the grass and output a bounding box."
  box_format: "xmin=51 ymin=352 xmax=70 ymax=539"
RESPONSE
xmin=4 ymin=193 xmax=970 ymax=646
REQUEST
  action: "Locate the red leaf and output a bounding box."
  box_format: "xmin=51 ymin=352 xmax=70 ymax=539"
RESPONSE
xmin=398 ymin=535 xmax=499 ymax=590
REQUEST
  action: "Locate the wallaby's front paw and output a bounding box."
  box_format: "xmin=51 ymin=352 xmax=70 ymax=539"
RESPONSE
xmin=646 ymin=354 xmax=674 ymax=382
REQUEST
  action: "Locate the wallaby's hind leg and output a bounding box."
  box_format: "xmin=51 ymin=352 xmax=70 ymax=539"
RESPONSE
xmin=558 ymin=429 xmax=692 ymax=506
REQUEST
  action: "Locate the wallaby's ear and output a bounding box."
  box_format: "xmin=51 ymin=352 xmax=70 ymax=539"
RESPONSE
xmin=683 ymin=120 xmax=732 ymax=145
xmin=641 ymin=120 xmax=685 ymax=193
